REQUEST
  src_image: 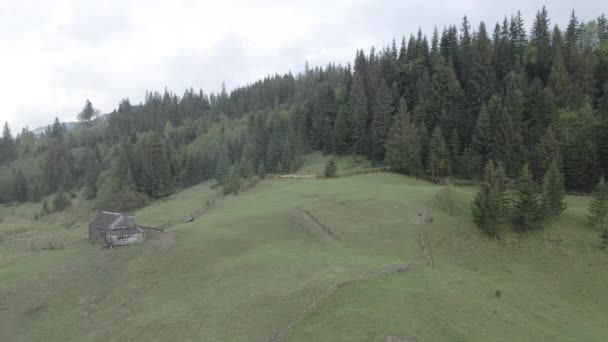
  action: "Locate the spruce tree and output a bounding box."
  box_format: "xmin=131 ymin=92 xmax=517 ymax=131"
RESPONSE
xmin=471 ymin=104 xmax=494 ymax=178
xmin=11 ymin=168 xmax=28 ymax=202
xmin=548 ymin=51 xmax=571 ymax=109
xmin=52 ymin=188 xmax=71 ymax=212
xmin=536 ymin=126 xmax=561 ymax=179
xmin=491 ymin=95 xmax=522 ymax=177
xmin=472 ymin=160 xmax=510 ymax=238
xmin=542 ymin=158 xmax=567 ymax=217
xmin=1 ymin=122 xmax=16 ymax=164
xmin=589 ymin=176 xmax=608 ymax=232
xmin=371 ymin=78 xmax=393 ymax=162
xmin=78 ymin=100 xmax=97 ymax=127
xmin=324 ymin=158 xmax=337 ymax=178
xmin=215 ymin=146 xmax=230 ymax=184
xmin=350 ymin=73 xmax=369 ymax=156
xmin=427 ymin=126 xmax=450 ymax=181
xmin=385 ymin=98 xmax=422 ymax=175
xmin=513 ymin=163 xmax=543 ymax=232
xmin=529 ymin=7 xmax=552 ymax=82
xmin=333 ymin=105 xmax=352 ymax=155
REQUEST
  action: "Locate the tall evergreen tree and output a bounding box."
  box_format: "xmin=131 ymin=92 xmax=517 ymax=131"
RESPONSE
xmin=529 ymin=7 xmax=552 ymax=82
xmin=385 ymin=99 xmax=422 ymax=175
xmin=214 ymin=145 xmax=230 ymax=185
xmin=535 ymin=126 xmax=561 ymax=179
xmin=427 ymin=126 xmax=451 ymax=181
xmin=541 ymin=158 xmax=567 ymax=217
xmin=350 ymin=73 xmax=370 ymax=156
xmin=510 ymin=11 xmax=528 ymax=68
xmin=471 ymin=104 xmax=494 ymax=178
xmin=333 ymin=105 xmax=352 ymax=154
xmin=11 ymin=168 xmax=28 ymax=202
xmin=513 ymin=163 xmax=543 ymax=232
xmin=371 ymin=78 xmax=393 ymax=162
xmin=78 ymin=99 xmax=97 ymax=127
xmin=548 ymin=49 xmax=572 ymax=109
xmin=589 ymin=176 xmax=608 ymax=233
xmin=472 ymin=160 xmax=510 ymax=238
xmin=0 ymin=122 xmax=16 ymax=164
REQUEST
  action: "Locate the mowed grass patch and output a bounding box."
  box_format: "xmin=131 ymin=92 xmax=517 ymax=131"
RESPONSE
xmin=0 ymin=172 xmax=437 ymax=341
xmin=288 ymin=186 xmax=608 ymax=342
xmin=294 ymin=151 xmax=374 ymax=177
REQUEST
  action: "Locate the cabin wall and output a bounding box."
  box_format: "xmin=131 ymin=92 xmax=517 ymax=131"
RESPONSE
xmin=106 ymin=232 xmax=144 ymax=246
xmin=89 ymin=228 xmax=106 ymax=244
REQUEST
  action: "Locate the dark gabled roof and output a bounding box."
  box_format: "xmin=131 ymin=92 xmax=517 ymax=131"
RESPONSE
xmin=89 ymin=211 xmax=134 ymax=230
xmin=106 ymin=226 xmax=144 ymax=235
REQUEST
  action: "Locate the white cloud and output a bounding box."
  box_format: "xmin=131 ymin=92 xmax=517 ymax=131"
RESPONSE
xmin=0 ymin=0 xmax=603 ymax=131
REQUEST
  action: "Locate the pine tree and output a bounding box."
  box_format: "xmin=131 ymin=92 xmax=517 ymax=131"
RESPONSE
xmin=333 ymin=106 xmax=352 ymax=154
xmin=542 ymin=158 xmax=567 ymax=217
xmin=324 ymin=158 xmax=337 ymax=178
xmin=223 ymin=168 xmax=242 ymax=195
xmin=472 ymin=160 xmax=510 ymax=238
xmin=42 ymin=199 xmax=50 ymax=215
xmin=513 ymin=163 xmax=543 ymax=232
xmin=510 ymin=10 xmax=527 ymax=68
xmin=52 ymin=188 xmax=71 ymax=212
xmin=471 ymin=104 xmax=494 ymax=178
xmin=427 ymin=126 xmax=450 ymax=181
xmin=529 ymin=7 xmax=552 ymax=82
xmin=535 ymin=126 xmax=561 ymax=179
xmin=548 ymin=50 xmax=571 ymax=109
xmin=214 ymin=146 xmax=230 ymax=185
xmin=11 ymin=168 xmax=28 ymax=202
xmin=491 ymin=95 xmax=522 ymax=177
xmin=589 ymin=176 xmax=608 ymax=231
xmin=385 ymin=99 xmax=422 ymax=175
xmin=0 ymin=122 xmax=16 ymax=164
xmin=138 ymin=132 xmax=173 ymax=197
xmin=350 ymin=73 xmax=369 ymax=156
xmin=78 ymin=99 xmax=97 ymax=127
xmin=371 ymin=78 xmax=393 ymax=162
xmin=83 ymin=149 xmax=101 ymax=192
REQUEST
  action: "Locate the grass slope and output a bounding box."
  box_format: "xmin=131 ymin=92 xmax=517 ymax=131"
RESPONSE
xmin=1 ymin=154 xmax=607 ymax=341
xmin=0 ymin=168 xmax=437 ymax=341
xmin=288 ymin=189 xmax=608 ymax=341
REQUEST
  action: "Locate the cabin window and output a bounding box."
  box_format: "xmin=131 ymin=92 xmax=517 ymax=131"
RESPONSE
xmin=117 ymin=235 xmax=132 ymax=240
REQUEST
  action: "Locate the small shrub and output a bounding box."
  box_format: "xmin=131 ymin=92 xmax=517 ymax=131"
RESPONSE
xmin=601 ymin=229 xmax=608 ymax=249
xmin=52 ymin=189 xmax=71 ymax=212
xmin=495 ymin=289 xmax=501 ymax=298
xmin=83 ymin=186 xmax=96 ymax=200
xmin=41 ymin=199 xmax=50 ymax=215
xmin=324 ymin=159 xmax=337 ymax=178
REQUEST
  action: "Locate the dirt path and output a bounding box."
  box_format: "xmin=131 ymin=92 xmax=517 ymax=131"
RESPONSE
xmin=417 ymin=208 xmax=434 ymax=267
xmin=299 ymin=209 xmax=342 ymax=242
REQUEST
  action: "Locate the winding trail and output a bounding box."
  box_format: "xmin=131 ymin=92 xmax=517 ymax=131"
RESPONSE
xmin=417 ymin=208 xmax=434 ymax=267
xmin=299 ymin=209 xmax=342 ymax=242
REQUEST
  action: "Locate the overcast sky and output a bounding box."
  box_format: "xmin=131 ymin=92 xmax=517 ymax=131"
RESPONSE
xmin=0 ymin=0 xmax=602 ymax=131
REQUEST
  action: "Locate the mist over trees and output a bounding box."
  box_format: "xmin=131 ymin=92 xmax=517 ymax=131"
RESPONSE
xmin=1 ymin=7 xmax=608 ymax=215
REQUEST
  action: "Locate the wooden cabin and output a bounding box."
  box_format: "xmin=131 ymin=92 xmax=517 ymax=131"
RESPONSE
xmin=89 ymin=211 xmax=145 ymax=247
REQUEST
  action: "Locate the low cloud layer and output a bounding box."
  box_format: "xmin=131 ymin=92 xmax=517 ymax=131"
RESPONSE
xmin=0 ymin=0 xmax=602 ymax=131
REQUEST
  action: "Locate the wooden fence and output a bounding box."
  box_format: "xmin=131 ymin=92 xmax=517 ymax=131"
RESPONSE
xmin=267 ymin=262 xmax=423 ymax=341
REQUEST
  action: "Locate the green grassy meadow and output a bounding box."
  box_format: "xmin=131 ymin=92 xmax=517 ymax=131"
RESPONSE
xmin=1 ymin=154 xmax=607 ymax=341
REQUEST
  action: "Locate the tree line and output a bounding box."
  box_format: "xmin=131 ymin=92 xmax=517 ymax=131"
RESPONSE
xmin=1 ymin=7 xmax=608 ymax=219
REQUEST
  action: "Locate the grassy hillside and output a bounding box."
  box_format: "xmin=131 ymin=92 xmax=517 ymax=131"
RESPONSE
xmin=288 ymin=189 xmax=608 ymax=341
xmin=1 ymin=154 xmax=607 ymax=341
xmin=0 ymin=155 xmax=437 ymax=341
